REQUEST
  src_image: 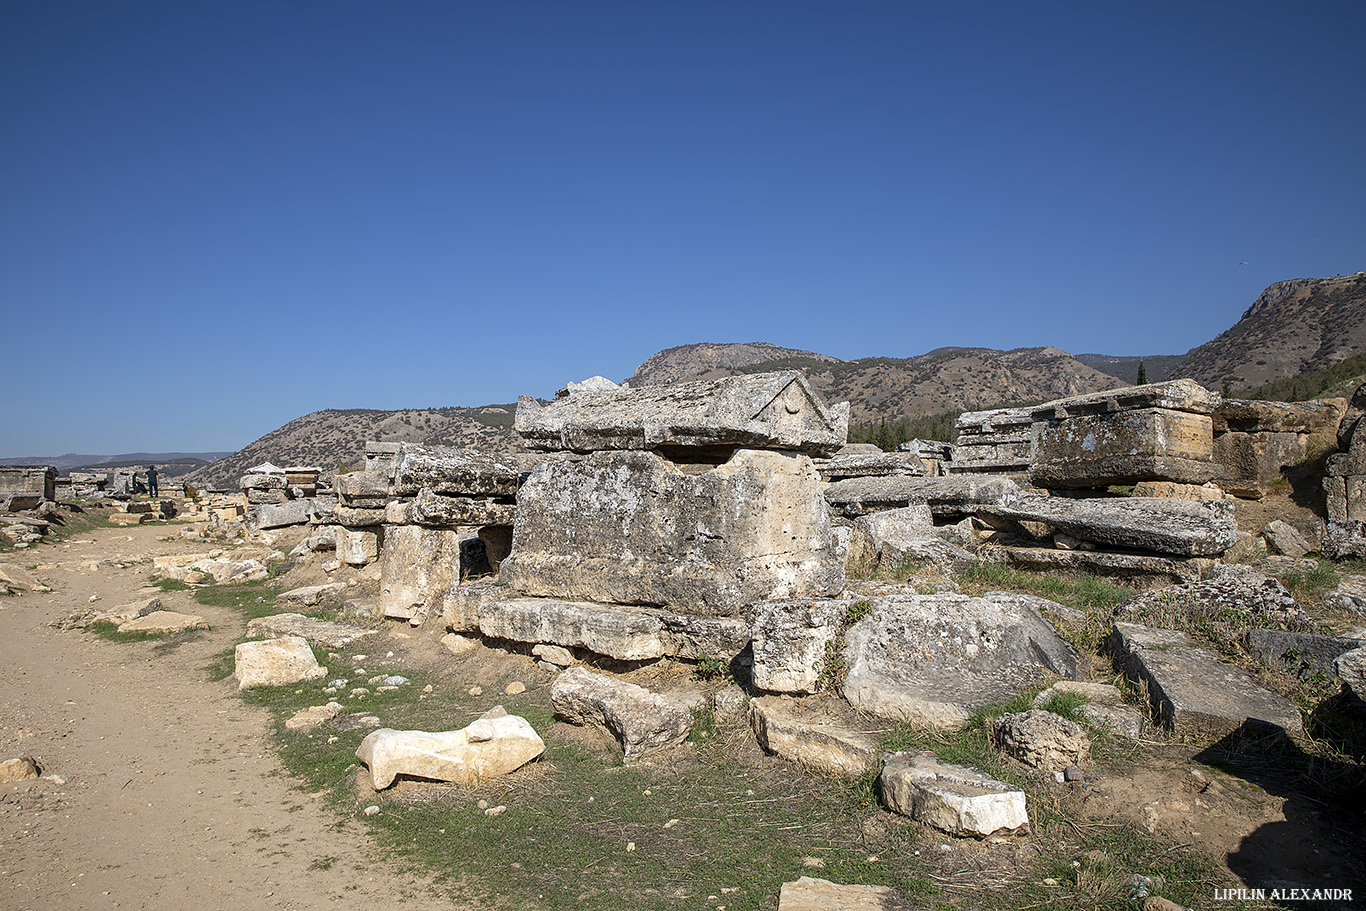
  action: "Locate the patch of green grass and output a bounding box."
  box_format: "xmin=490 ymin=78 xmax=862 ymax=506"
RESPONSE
xmin=959 ymin=562 xmax=1136 ymax=657
xmin=1034 ymin=688 xmax=1090 ymax=722
xmin=193 ymin=580 xmax=280 ymax=621
xmin=151 ymin=576 xmax=195 ymax=592
xmin=86 ymin=619 xmax=172 ymax=643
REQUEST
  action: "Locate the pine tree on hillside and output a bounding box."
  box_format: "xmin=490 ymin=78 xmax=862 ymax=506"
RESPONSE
xmin=1136 ymin=361 xmax=1147 ymax=385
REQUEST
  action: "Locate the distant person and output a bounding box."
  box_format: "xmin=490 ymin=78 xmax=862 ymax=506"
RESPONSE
xmin=147 ymin=465 xmax=159 ymax=498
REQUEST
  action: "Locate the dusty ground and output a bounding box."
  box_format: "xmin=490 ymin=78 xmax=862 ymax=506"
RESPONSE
xmin=3 ymin=513 xmax=1364 ymax=911
xmin=0 ymin=521 xmax=463 ymax=911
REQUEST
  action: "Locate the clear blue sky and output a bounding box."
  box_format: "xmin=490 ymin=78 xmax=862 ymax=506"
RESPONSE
xmin=3 ymin=1 xmax=1363 ymax=456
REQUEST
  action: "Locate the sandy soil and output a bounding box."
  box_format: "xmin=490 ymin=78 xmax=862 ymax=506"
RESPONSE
xmin=0 ymin=522 xmax=463 ymax=911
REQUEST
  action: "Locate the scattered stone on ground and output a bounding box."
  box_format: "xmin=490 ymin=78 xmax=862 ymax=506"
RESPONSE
xmin=245 ymin=612 xmax=381 ymax=649
xmin=234 ymin=635 xmax=329 ymax=689
xmin=749 ymin=696 xmax=878 ymax=778
xmin=550 ymin=666 xmax=693 ymax=762
xmin=776 ymin=876 xmax=895 ymax=911
xmin=355 ymin=712 xmax=545 ymax=789
xmin=118 ymin=610 xmax=209 ymax=634
xmin=879 ymin=751 xmax=1028 ymax=837
xmin=992 ymin=709 xmax=1091 ymax=770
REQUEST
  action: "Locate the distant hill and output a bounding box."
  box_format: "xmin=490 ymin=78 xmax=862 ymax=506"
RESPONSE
xmin=626 ymin=342 xmax=841 ymax=387
xmin=0 ymin=451 xmax=232 ymax=473
xmin=1071 ymin=354 xmax=1187 ymax=386
xmin=184 ymin=406 xmax=519 ymax=490
xmin=628 ymin=343 xmax=1127 ymax=423
xmin=1180 ymin=272 xmax=1366 ymax=391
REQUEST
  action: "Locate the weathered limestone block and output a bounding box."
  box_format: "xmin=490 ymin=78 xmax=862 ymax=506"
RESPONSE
xmin=749 ymin=697 xmax=878 ymax=777
xmin=840 ymin=593 xmax=1078 ymax=728
xmin=334 ymin=505 xmax=386 ymax=527
xmin=118 ymin=611 xmax=208 ymax=634
xmin=246 ymin=488 xmax=287 ymax=505
xmin=411 ymin=488 xmax=516 ymax=527
xmin=777 ymin=877 xmax=894 ymax=911
xmin=1214 ymin=398 xmax=1344 ymax=435
xmin=1322 ymin=520 xmax=1366 ymax=561
xmin=234 ymin=635 xmax=327 ymax=689
xmin=1324 ymin=575 xmax=1366 ymax=616
xmin=245 ymin=613 xmax=380 ymax=649
xmin=824 ymin=474 xmax=1021 ymax=518
xmin=254 ymin=499 xmax=314 ymax=529
xmin=1245 ymin=629 xmax=1364 ymax=680
xmin=1336 ymin=647 xmax=1366 ymax=708
xmin=365 ymin=441 xmax=403 ymax=477
xmin=1030 ymin=408 xmax=1218 ymax=489
xmin=278 ymin=582 xmax=348 ymax=609
xmin=879 ymin=751 xmax=1028 ymax=837
xmin=0 ymin=562 xmax=50 ymax=593
xmin=550 ymin=667 xmax=693 ymax=761
xmin=0 ymin=756 xmax=41 ymax=783
xmin=1336 ymin=382 xmax=1366 ymax=451
xmin=847 ymin=505 xmax=976 ymax=574
xmin=1110 ymin=622 xmax=1303 ymax=738
xmin=335 ymin=470 xmax=390 ymax=501
xmin=987 ymin=494 xmax=1237 ymax=557
xmin=438 ymin=578 xmax=509 ymax=632
xmin=516 ymin=370 xmax=850 ymax=457
xmin=500 ymin=449 xmax=842 ymax=617
xmin=1262 ymin=520 xmax=1312 ymax=557
xmin=380 ymin=524 xmax=464 ymax=621
xmin=481 ymin=597 xmax=665 ymax=660
xmin=952 ymin=407 xmax=1036 ymax=474
xmin=240 ymin=473 xmax=288 ymax=490
xmin=356 ymin=714 xmax=545 ymax=789
xmin=391 ymin=444 xmax=522 ymax=497
xmin=476 ymin=597 xmax=749 ymax=662
xmin=1131 ymin=481 xmax=1226 ymax=500
xmin=285 ymin=702 xmax=342 ymax=732
xmin=992 ymin=709 xmax=1090 ymax=769
xmin=748 ymin=598 xmax=854 ymax=694
xmin=336 ymin=526 xmax=381 ymax=566
xmin=94 ymin=597 xmax=162 ymax=626
xmin=1323 ymin=473 xmax=1366 ymax=523
xmin=818 ymin=450 xmax=925 ymax=481
xmin=1213 ymin=431 xmax=1306 ymax=499
xmin=980 ymin=546 xmax=1207 ymax=588
xmin=1114 ymin=565 xmax=1303 ymax=627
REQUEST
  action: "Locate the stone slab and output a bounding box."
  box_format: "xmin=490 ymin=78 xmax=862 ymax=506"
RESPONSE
xmin=550 ymin=667 xmax=692 ymax=762
xmin=988 ymin=493 xmax=1236 ymax=557
xmin=824 ymin=474 xmax=1021 ymax=518
xmin=1030 ymin=408 xmax=1218 ymax=489
xmin=777 ymin=877 xmax=894 ymax=911
xmin=979 ymin=546 xmax=1208 ymax=588
xmin=879 ymin=751 xmax=1028 ymax=837
xmin=1110 ymin=622 xmax=1303 ymax=738
xmin=391 ymin=444 xmax=523 ymax=497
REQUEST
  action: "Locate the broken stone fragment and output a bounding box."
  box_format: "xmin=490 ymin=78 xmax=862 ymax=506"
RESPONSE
xmin=285 ymin=702 xmax=343 ymax=731
xmin=747 ymin=598 xmax=854 ymax=694
xmin=278 ymin=582 xmax=348 ymax=609
xmin=355 ymin=714 xmax=545 ymax=789
xmin=777 ymin=876 xmax=894 ymax=911
xmin=245 ymin=613 xmax=380 ymax=649
xmin=879 ymin=751 xmax=1028 ymax=837
xmin=391 ymin=444 xmax=522 ymax=498
xmin=992 ymin=709 xmax=1091 ymax=769
xmin=550 ymin=666 xmax=692 ymax=761
xmin=234 ymin=635 xmax=328 ymax=689
xmin=0 ymin=756 xmax=41 ymax=783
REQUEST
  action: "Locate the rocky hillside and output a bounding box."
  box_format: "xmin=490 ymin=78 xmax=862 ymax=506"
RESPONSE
xmin=629 ymin=344 xmax=1126 ymax=423
xmin=1181 ymin=272 xmax=1366 ymax=391
xmin=185 ymin=406 xmax=519 ymax=490
xmin=626 ymin=342 xmax=840 ymax=387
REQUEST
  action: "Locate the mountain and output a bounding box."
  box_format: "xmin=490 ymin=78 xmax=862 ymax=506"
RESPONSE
xmin=1180 ymin=272 xmax=1366 ymax=391
xmin=184 ymin=406 xmax=519 ymax=490
xmin=1071 ymin=354 xmax=1187 ymax=386
xmin=628 ymin=344 xmax=1127 ymax=423
xmin=0 ymin=452 xmax=233 ymax=472
xmin=626 ymin=342 xmax=841 ymax=387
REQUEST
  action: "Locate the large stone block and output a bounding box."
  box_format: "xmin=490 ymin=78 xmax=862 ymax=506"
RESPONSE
xmin=477 ymin=597 xmax=750 ymax=662
xmin=987 ymin=493 xmax=1237 ymax=557
xmin=817 ymin=450 xmax=925 ymax=481
xmin=515 ymin=370 xmax=850 ymax=457
xmin=1110 ymin=622 xmax=1303 ymax=738
xmin=1213 ymin=430 xmax=1307 ymax=498
xmin=336 ymin=526 xmax=381 ymax=566
xmin=380 ymin=524 xmax=464 ymax=621
xmin=748 ymin=598 xmax=854 ymax=694
xmin=840 ymin=593 xmax=1078 ymax=728
xmin=824 ymin=474 xmax=1020 ymax=518
xmin=499 ymin=449 xmax=842 ymax=616
xmin=1030 ymin=408 xmax=1218 ymax=489
xmin=392 ymin=444 xmax=523 ymax=497
xmin=410 ymin=488 xmax=516 ymax=527
xmin=0 ymin=466 xmax=55 ymax=503
xmin=234 ymin=635 xmax=327 ymax=689
xmin=253 ymin=499 xmax=314 ymax=529
xmin=1213 ymin=398 xmax=1343 ymax=435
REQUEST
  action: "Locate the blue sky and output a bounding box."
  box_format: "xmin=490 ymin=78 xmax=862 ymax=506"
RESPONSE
xmin=3 ymin=1 xmax=1363 ymax=456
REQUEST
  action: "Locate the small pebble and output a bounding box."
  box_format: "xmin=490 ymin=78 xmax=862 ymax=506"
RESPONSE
xmin=469 ymin=686 xmax=483 ymax=696
xmin=505 ymin=682 xmax=526 ymax=695
xmin=363 ymin=806 xmax=380 ymax=816
xmin=1064 ymin=765 xmax=1084 ymax=782
xmin=484 ymin=805 xmax=507 ymax=817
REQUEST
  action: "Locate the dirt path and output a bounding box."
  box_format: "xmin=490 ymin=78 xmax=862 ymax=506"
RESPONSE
xmin=0 ymin=524 xmax=462 ymax=911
